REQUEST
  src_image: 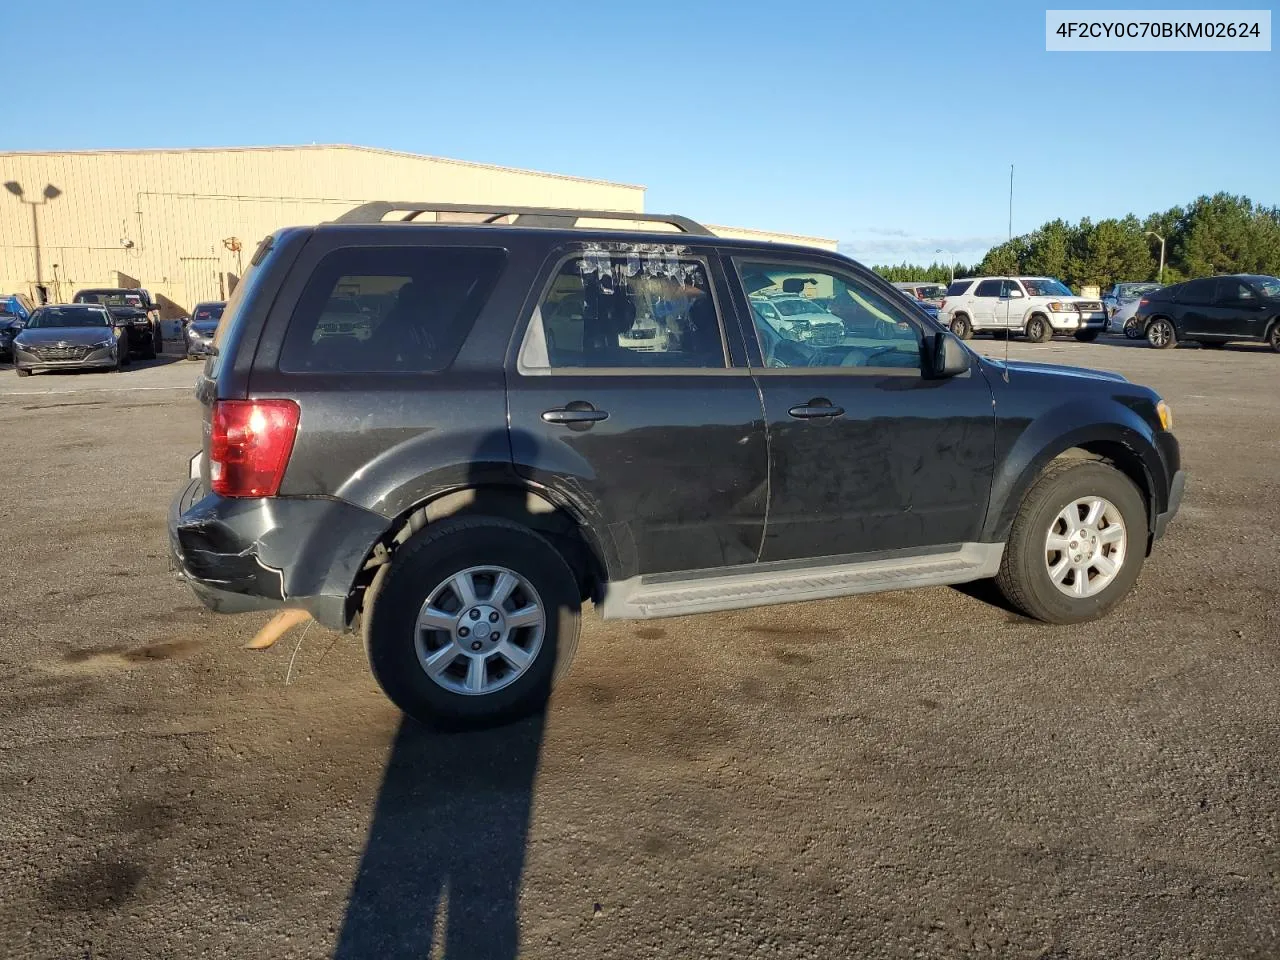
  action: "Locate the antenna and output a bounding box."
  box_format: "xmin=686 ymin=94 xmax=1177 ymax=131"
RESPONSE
xmin=1003 ymin=164 xmax=1014 ymax=380
xmin=1008 ymin=164 xmax=1014 ymax=241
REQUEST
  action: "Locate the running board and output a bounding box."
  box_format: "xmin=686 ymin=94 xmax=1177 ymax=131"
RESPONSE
xmin=598 ymin=543 xmax=1004 ymax=620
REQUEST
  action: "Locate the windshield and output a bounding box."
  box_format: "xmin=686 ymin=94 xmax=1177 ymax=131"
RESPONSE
xmin=1117 ymin=283 xmax=1161 ymax=299
xmin=775 ymin=298 xmax=826 ymax=317
xmin=191 ymin=321 xmax=219 ymax=335
xmin=28 ymin=307 xmax=109 ymax=328
xmin=1023 ymin=278 xmax=1073 ymax=297
xmin=1252 ymin=276 xmax=1280 ymax=298
xmin=76 ymin=291 xmax=145 ymax=309
xmin=193 ymin=304 xmax=225 ymax=322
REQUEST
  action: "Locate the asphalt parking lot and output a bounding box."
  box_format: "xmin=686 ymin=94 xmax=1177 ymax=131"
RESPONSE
xmin=1 ymin=338 xmax=1277 ymax=960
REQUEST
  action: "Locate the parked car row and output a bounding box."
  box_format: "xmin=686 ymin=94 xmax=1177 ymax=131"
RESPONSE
xmin=6 ymin=288 xmax=226 ymax=376
xmin=885 ymin=272 xmax=1280 ymax=354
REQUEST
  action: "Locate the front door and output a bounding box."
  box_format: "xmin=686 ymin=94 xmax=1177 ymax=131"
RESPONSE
xmin=726 ymin=255 xmax=997 ymax=563
xmin=506 ymin=244 xmax=768 ymax=578
xmin=1214 ymin=277 xmax=1266 ymax=338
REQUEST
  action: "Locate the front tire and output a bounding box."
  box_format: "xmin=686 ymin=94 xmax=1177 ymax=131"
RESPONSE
xmin=1268 ymin=322 xmax=1280 ymax=353
xmin=1147 ymin=318 xmax=1176 ymax=349
xmin=950 ymin=314 xmax=973 ymax=340
xmin=363 ymin=516 xmax=582 ymax=727
xmin=1123 ymin=317 xmax=1144 ymax=340
xmin=1025 ymin=314 xmax=1052 ymax=343
xmin=995 ymin=460 xmax=1146 ymax=624
xmin=15 ymin=367 xmax=31 ymax=377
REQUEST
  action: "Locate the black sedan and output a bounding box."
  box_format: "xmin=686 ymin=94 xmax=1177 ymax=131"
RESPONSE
xmin=1134 ymin=275 xmax=1280 ymax=350
xmin=12 ymin=305 xmax=126 ymax=376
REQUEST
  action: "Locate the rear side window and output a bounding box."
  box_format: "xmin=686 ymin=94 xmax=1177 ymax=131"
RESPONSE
xmin=974 ymin=279 xmax=1003 ymax=297
xmin=1180 ymin=278 xmax=1216 ymax=303
xmin=519 ymin=251 xmax=726 ymax=371
xmin=280 ymin=246 xmax=505 ymax=373
xmin=946 ymin=280 xmax=974 ymax=296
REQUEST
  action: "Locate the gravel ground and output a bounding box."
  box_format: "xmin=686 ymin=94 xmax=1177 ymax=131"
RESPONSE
xmin=1 ymin=339 xmax=1277 ymax=960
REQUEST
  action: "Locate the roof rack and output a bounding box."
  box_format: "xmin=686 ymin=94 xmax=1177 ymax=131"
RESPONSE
xmin=332 ymin=201 xmax=713 ymax=236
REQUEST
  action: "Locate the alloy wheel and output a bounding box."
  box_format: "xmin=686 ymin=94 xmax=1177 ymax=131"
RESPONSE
xmin=414 ymin=565 xmax=546 ymax=695
xmin=1044 ymin=497 xmax=1127 ymax=598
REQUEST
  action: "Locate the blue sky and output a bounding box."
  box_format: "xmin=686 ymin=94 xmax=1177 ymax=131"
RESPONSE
xmin=6 ymin=0 xmax=1277 ymax=264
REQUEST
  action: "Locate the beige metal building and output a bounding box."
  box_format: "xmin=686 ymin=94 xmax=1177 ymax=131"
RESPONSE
xmin=0 ymin=144 xmax=835 ymax=314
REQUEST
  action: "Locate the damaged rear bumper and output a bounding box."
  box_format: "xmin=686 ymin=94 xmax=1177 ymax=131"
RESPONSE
xmin=168 ymin=478 xmax=388 ymax=630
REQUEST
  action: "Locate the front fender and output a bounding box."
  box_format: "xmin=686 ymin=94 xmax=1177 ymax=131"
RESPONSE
xmin=983 ymin=397 xmax=1172 ymax=542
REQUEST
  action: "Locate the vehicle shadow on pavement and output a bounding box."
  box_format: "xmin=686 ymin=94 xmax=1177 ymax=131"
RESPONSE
xmin=335 ymin=426 xmax=569 ymax=960
xmin=333 ymin=713 xmax=545 ymax=960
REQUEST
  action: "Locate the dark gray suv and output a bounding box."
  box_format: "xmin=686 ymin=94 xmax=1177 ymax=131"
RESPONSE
xmin=169 ymin=202 xmax=1184 ymax=726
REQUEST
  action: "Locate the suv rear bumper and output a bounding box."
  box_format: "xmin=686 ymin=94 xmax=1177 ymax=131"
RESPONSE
xmin=168 ymin=479 xmax=389 ymax=630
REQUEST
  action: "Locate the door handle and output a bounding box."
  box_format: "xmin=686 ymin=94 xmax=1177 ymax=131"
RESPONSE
xmin=788 ymin=398 xmax=844 ymax=419
xmin=542 ymin=401 xmax=609 ymax=425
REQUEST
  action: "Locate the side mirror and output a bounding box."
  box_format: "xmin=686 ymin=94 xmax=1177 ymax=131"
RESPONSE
xmin=1007 ymin=288 xmax=1025 ymax=299
xmin=929 ymin=331 xmax=970 ymax=379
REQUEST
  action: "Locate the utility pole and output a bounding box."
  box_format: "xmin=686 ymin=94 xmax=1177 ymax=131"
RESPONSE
xmin=1008 ymin=164 xmax=1014 ymax=241
xmin=4 ymin=181 xmax=63 ymax=303
xmin=1146 ymin=231 xmax=1165 ymax=284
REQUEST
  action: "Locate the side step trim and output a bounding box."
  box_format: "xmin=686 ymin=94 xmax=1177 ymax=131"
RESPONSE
xmin=598 ymin=543 xmax=1004 ymax=620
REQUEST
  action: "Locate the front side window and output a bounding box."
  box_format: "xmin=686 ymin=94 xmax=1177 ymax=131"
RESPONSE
xmin=1215 ymin=278 xmax=1253 ymax=301
xmin=1253 ymin=277 xmax=1280 ymax=298
xmin=520 ymin=250 xmax=725 ymax=370
xmin=736 ymin=260 xmax=921 ymax=371
xmin=974 ymin=279 xmax=1003 ymax=298
xmin=280 ymin=246 xmax=505 ymax=373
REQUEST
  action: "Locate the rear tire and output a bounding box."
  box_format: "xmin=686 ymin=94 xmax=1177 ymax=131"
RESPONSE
xmin=996 ymin=460 xmax=1147 ymax=624
xmin=1074 ymin=330 xmax=1100 ymax=343
xmin=15 ymin=367 xmax=31 ymax=377
xmin=363 ymin=516 xmax=582 ymax=728
xmin=1147 ymin=317 xmax=1176 ymax=349
xmin=1026 ymin=314 xmax=1052 ymax=343
xmin=949 ymin=314 xmax=973 ymax=340
xmin=1268 ymin=322 xmax=1280 ymax=353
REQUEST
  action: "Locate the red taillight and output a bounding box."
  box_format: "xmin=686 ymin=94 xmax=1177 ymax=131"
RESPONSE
xmin=209 ymin=399 xmax=300 ymax=498
xmin=1138 ymin=298 xmax=1149 ymax=306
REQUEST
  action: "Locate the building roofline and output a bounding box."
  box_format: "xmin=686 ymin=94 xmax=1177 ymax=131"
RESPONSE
xmin=707 ymin=223 xmax=839 ymax=247
xmin=0 ymin=143 xmax=647 ymax=192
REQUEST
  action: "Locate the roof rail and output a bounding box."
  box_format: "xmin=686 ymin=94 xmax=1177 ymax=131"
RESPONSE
xmin=332 ymin=201 xmax=713 ymax=236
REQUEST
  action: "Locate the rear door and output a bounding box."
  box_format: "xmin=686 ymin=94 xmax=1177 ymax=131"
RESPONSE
xmin=1177 ymin=278 xmax=1217 ymax=336
xmin=969 ymin=278 xmax=1003 ymax=329
xmin=725 ymin=253 xmax=997 ymax=562
xmin=505 ymin=242 xmax=768 ymax=579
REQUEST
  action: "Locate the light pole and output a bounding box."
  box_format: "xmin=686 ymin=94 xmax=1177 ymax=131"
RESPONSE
xmin=4 ymin=181 xmax=62 ymax=304
xmin=1146 ymin=230 xmax=1165 ymax=284
xmin=935 ymin=247 xmax=954 ymax=284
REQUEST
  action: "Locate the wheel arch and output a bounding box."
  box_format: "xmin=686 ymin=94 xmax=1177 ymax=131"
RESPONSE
xmin=350 ymin=482 xmax=614 ymax=624
xmin=983 ymin=405 xmax=1169 ymax=550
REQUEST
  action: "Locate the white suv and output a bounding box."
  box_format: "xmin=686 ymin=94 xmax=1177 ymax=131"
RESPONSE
xmin=939 ymin=277 xmax=1107 ymax=342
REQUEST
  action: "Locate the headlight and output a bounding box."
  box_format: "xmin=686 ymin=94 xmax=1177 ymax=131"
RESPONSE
xmin=1047 ymin=301 xmax=1078 ymax=313
xmin=94 ymin=339 xmax=115 ymax=350
xmin=1156 ymin=400 xmax=1173 ymax=431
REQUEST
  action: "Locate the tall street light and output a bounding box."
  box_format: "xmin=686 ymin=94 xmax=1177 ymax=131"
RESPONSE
xmin=1146 ymin=230 xmax=1166 ymax=285
xmin=935 ymin=247 xmax=954 ymax=284
xmin=4 ymin=181 xmax=63 ymax=304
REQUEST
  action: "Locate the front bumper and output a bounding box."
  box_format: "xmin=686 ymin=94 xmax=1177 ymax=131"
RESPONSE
xmin=168 ymin=478 xmax=390 ymax=630
xmin=1153 ymin=469 xmax=1185 ymax=541
xmin=14 ymin=344 xmax=118 ymax=371
xmin=1048 ymin=311 xmax=1107 ymax=331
